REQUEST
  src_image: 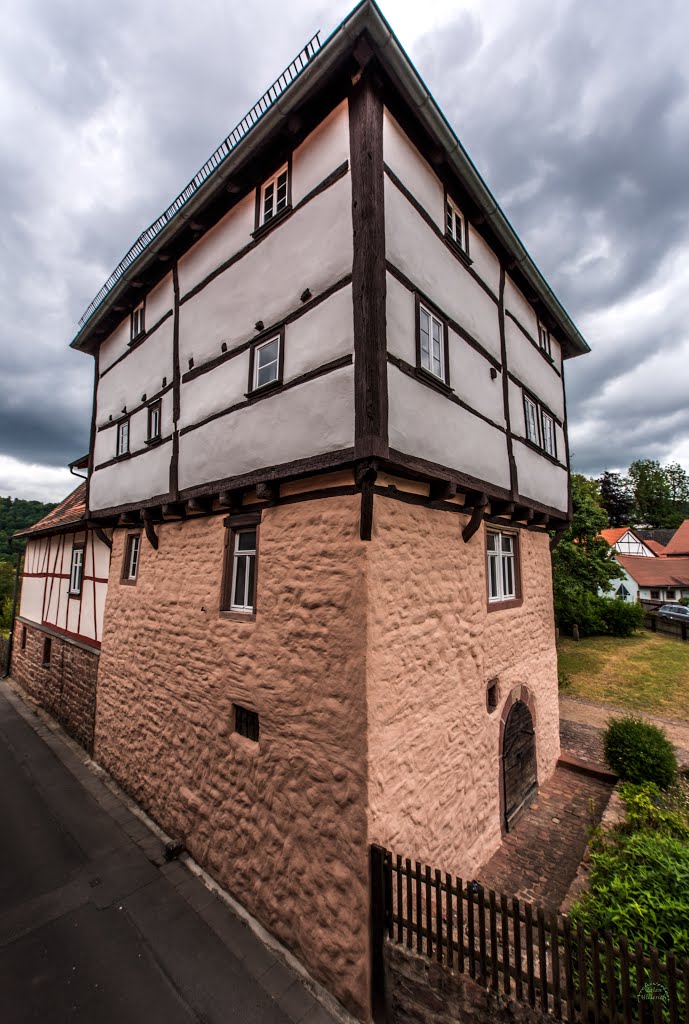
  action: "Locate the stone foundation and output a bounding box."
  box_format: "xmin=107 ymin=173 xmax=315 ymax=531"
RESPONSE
xmin=11 ymin=620 xmax=99 ymax=753
xmin=384 ymin=942 xmax=550 ymax=1024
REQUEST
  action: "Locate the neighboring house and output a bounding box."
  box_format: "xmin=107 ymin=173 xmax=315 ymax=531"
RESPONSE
xmin=17 ymin=3 xmax=590 ymax=1017
xmin=613 ymin=555 xmax=689 ymax=605
xmin=601 ymin=526 xmax=656 ymax=557
xmin=661 ymin=519 xmax=689 ymax=556
xmin=644 ymin=539 xmax=667 ymax=556
xmin=12 ymin=476 xmax=112 ymax=751
xmin=636 ymin=527 xmax=675 ymax=551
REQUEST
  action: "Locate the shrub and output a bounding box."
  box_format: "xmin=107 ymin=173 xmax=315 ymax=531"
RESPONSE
xmin=598 ymin=597 xmax=644 ymax=637
xmin=604 ymin=716 xmax=677 ymax=788
xmin=554 ymin=591 xmax=606 ymax=637
xmin=620 ymin=782 xmax=689 ymax=840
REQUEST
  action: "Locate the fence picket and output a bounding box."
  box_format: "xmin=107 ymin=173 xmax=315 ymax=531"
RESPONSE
xmin=501 ymin=894 xmax=511 ymax=997
xmin=537 ymin=906 xmax=548 ymax=1012
xmin=604 ymin=932 xmax=617 ymax=1022
xmin=649 ymin=946 xmax=663 ymax=1024
xmin=425 ymin=865 xmax=433 ymax=958
xmin=683 ymin=957 xmax=689 ymax=1024
xmin=435 ymin=869 xmax=443 ymax=964
xmin=467 ymin=882 xmax=476 ymax=979
xmin=666 ymin=952 xmax=678 ymax=1024
xmin=550 ymin=912 xmax=561 ymax=1020
xmin=396 ymin=854 xmax=403 ymax=943
xmin=478 ymin=885 xmax=487 ymax=986
xmin=457 ymin=878 xmax=464 ymax=974
xmin=415 ymin=861 xmax=422 ymax=956
xmin=619 ymin=935 xmax=632 ymax=1023
xmin=591 ymin=929 xmax=602 ymax=1022
xmin=525 ymin=902 xmax=536 ymax=1007
xmin=635 ymin=941 xmax=645 ymax=1024
xmin=445 ymin=872 xmax=453 ymax=970
xmin=577 ymin=924 xmax=589 ymax=1022
xmin=489 ymin=889 xmax=499 ymax=991
xmin=513 ymin=897 xmax=523 ymax=1002
xmin=563 ymin=918 xmax=576 ymax=1023
xmin=405 ymin=858 xmax=413 ymax=950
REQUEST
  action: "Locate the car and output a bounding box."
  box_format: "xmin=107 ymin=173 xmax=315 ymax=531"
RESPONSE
xmin=657 ymin=603 xmax=689 ymax=621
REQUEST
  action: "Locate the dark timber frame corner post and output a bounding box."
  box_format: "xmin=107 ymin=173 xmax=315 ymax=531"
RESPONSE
xmin=357 ymin=459 xmax=378 ymax=541
xmin=370 ymin=843 xmax=390 ymax=1024
xmin=349 ymin=57 xmax=388 ymax=462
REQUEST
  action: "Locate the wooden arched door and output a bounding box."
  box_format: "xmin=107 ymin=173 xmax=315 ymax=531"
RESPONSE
xmin=502 ymin=700 xmax=537 ymax=832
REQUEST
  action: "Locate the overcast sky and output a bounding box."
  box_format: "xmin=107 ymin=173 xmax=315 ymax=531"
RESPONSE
xmin=1 ymin=0 xmax=687 ymax=501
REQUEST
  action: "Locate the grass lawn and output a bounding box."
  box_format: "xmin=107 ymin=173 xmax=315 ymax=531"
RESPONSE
xmin=558 ymin=631 xmax=689 ymax=722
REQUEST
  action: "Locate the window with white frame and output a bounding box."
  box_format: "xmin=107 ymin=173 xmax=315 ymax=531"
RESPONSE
xmin=122 ymin=534 xmax=141 ymax=583
xmin=260 ymin=164 xmax=289 ymax=226
xmin=131 ymin=303 xmax=145 ymax=340
xmin=69 ymin=545 xmax=84 ymax=595
xmin=487 ymin=531 xmax=518 ymax=604
xmin=252 ymin=335 xmax=280 ymax=390
xmin=537 ymin=322 xmax=551 ymax=357
xmin=541 ymin=410 xmax=555 ymax=457
xmin=524 ymin=395 xmax=539 ymax=445
xmin=117 ymin=418 xmax=129 ymax=456
xmin=418 ymin=304 xmax=445 ymax=382
xmin=445 ymin=196 xmax=466 ymax=253
xmin=147 ymin=400 xmax=161 ymax=441
xmin=229 ymin=529 xmax=257 ymax=612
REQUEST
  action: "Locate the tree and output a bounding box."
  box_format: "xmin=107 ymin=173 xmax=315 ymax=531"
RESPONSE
xmin=663 ymin=462 xmax=689 ymax=522
xmin=598 ymin=470 xmax=634 ymax=527
xmin=552 ymin=474 xmax=619 ymax=634
xmin=627 ymin=459 xmax=674 ymax=528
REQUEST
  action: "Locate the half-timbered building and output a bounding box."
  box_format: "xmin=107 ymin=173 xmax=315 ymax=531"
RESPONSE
xmin=40 ymin=2 xmax=590 ymax=1016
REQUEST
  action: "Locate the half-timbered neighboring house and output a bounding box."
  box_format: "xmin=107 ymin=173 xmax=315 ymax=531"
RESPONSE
xmin=37 ymin=2 xmax=590 ymax=1016
xmin=12 ymin=473 xmax=112 ymax=751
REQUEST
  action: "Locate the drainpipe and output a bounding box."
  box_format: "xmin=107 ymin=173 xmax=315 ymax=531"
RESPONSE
xmin=2 ymin=552 xmax=22 ymax=679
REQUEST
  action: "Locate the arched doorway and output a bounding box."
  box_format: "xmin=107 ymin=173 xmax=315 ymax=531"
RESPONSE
xmin=501 ymin=699 xmax=537 ymax=832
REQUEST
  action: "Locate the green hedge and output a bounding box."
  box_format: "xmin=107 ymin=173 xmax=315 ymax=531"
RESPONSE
xmin=604 ymin=716 xmax=678 ymax=788
xmin=556 ymin=592 xmax=644 ymax=638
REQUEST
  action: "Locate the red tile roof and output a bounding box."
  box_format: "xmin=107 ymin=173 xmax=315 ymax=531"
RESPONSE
xmin=644 ymin=539 xmax=667 ymax=556
xmin=616 ymin=554 xmax=689 ymax=587
xmin=663 ymin=520 xmax=689 ymax=556
xmin=600 ymin=527 xmax=629 ymax=546
xmin=14 ymin=482 xmax=87 ymax=538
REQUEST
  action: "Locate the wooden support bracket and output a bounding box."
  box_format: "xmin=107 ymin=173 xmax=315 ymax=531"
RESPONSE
xmin=462 ymin=493 xmax=488 ymax=543
xmin=428 ymin=480 xmax=457 ymax=505
xmin=91 ymin=525 xmax=112 ymax=550
xmin=143 ymin=512 xmax=159 ymax=550
xmin=549 ymin=526 xmax=568 ymax=552
xmin=255 ymin=481 xmax=278 ymax=504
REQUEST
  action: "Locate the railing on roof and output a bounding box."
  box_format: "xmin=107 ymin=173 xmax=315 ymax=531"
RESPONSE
xmin=78 ymin=31 xmax=322 ymax=330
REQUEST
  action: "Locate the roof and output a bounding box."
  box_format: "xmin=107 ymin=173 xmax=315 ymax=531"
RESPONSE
xmin=636 ymin=527 xmax=677 ymax=547
xmin=663 ymin=520 xmax=689 ymax=556
xmin=70 ymin=0 xmax=589 ymax=361
xmin=645 ymin=539 xmax=667 ymax=556
xmin=14 ymin=483 xmax=87 ymax=539
xmin=615 ymin=554 xmax=689 ymax=588
xmin=600 ymin=527 xmax=631 ymax=546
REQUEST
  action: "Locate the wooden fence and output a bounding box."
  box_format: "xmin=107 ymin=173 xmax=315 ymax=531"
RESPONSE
xmin=371 ymin=845 xmax=689 ymax=1023
xmin=645 ymin=613 xmax=689 ymax=642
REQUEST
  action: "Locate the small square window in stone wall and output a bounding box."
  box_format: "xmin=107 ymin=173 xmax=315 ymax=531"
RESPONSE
xmin=486 ymin=678 xmax=499 ymax=712
xmin=234 ymin=703 xmax=259 ymax=742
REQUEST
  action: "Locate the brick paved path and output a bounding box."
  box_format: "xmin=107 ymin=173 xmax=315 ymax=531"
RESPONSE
xmin=478 ymin=765 xmax=613 ymax=912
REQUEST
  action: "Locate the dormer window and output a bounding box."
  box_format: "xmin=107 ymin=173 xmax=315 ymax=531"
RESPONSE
xmin=538 ymin=322 xmax=552 ymax=357
xmin=445 ymin=196 xmax=467 ymax=254
xmin=131 ymin=302 xmax=145 ymax=341
xmin=117 ymin=418 xmax=130 ymax=457
xmin=259 ymin=164 xmax=289 ymax=227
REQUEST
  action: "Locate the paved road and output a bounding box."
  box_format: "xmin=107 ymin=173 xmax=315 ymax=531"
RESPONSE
xmin=0 ymin=683 xmax=336 ymax=1024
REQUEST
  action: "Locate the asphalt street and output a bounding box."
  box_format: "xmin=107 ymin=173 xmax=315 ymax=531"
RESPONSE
xmin=0 ymin=682 xmax=336 ymax=1024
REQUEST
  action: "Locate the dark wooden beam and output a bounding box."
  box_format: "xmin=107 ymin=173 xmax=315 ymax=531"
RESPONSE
xmin=462 ymin=492 xmax=488 ymax=543
xmin=143 ymin=511 xmax=159 ymax=550
xmin=550 ymin=526 xmax=568 ymax=551
xmin=161 ymin=502 xmax=186 ymax=519
xmin=356 ymin=459 xmax=378 ymax=542
xmin=255 ymin=481 xmax=278 ymax=503
xmin=491 ymin=500 xmax=515 ymax=518
xmin=428 ymin=480 xmax=457 ymax=504
xmin=186 ymin=496 xmax=212 ymax=514
xmin=91 ymin=525 xmax=112 ymax=550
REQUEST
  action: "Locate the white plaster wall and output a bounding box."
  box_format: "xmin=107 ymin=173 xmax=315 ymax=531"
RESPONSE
xmin=178 ymin=192 xmax=256 ymax=297
xmin=383 ymin=109 xmax=444 ymax=229
xmin=513 ymin=440 xmax=568 ymax=511
xmin=67 ymin=595 xmax=79 ymax=635
xmin=386 ymin=272 xmax=416 ymax=364
xmin=467 ymin=226 xmax=501 ymax=297
xmin=96 ymin=319 xmax=174 ymax=427
xmin=508 ymin=379 xmax=564 ymax=459
xmin=292 ymin=100 xmax=349 ymax=204
xmin=99 ymin=318 xmax=131 ymax=374
xmin=145 ymin=275 xmax=174 ymax=328
xmin=504 ymin=275 xmax=563 ymax=374
xmin=387 ymin=365 xmax=511 ymax=489
xmin=79 ymin=585 xmax=96 ymax=640
xmin=448 ymin=328 xmax=506 ymax=428
xmin=603 ymin=563 xmax=639 ymax=602
xmin=505 ymin=318 xmax=565 ymax=420
xmin=179 ymin=178 xmax=353 ymax=369
xmin=20 ymin=575 xmax=44 ymax=624
xmin=93 ymin=534 xmax=112 ymax=579
xmin=385 ymin=179 xmax=501 ymax=363
xmin=90 ymin=441 xmax=173 ymax=511
xmin=178 ymin=364 xmax=355 ymax=492
xmin=180 ymin=285 xmax=353 ymax=431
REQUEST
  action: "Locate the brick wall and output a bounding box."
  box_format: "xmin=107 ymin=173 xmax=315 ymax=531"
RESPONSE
xmin=11 ymin=621 xmax=99 ymax=753
xmin=385 ymin=943 xmax=550 ymax=1024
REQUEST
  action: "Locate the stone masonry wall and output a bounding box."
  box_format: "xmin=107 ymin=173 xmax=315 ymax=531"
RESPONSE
xmin=11 ymin=621 xmax=99 ymax=753
xmin=366 ymin=497 xmax=560 ymax=879
xmin=94 ymin=496 xmax=371 ymax=1019
xmin=385 ymin=942 xmax=550 ymax=1024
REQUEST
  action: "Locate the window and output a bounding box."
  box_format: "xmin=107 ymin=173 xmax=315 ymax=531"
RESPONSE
xmin=418 ymin=303 xmax=446 ymax=382
xmin=666 ymin=589 xmax=676 ymax=600
xmin=131 ymin=302 xmax=145 ymax=340
xmin=229 ymin=529 xmax=257 ymax=612
xmin=616 ymin=584 xmax=631 ymax=601
xmin=446 ymin=196 xmax=467 ymax=253
xmin=538 ymin=322 xmax=551 ymax=357
xmin=147 ymin=400 xmax=161 ymax=442
xmin=252 ymin=335 xmax=281 ymax=391
xmin=117 ymin=418 xmax=130 ymax=457
xmin=69 ymin=545 xmax=84 ymax=595
xmin=259 ymin=164 xmax=289 ymax=227
xmin=486 ymin=678 xmax=499 ymax=711
xmin=42 ymin=636 xmax=51 ymax=666
xmin=524 ymin=395 xmax=539 ymax=445
xmin=541 ymin=411 xmax=556 ymax=457
xmin=650 ymin=589 xmax=660 ymax=600
xmin=234 ymin=703 xmax=259 ymax=743
xmin=122 ymin=533 xmax=141 ymax=583
xmin=21 ymin=626 xmax=27 ymax=650
xmin=487 ymin=530 xmax=520 ymax=606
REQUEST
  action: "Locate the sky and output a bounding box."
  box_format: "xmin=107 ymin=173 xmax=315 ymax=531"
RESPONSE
xmin=1 ymin=0 xmax=688 ymax=502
